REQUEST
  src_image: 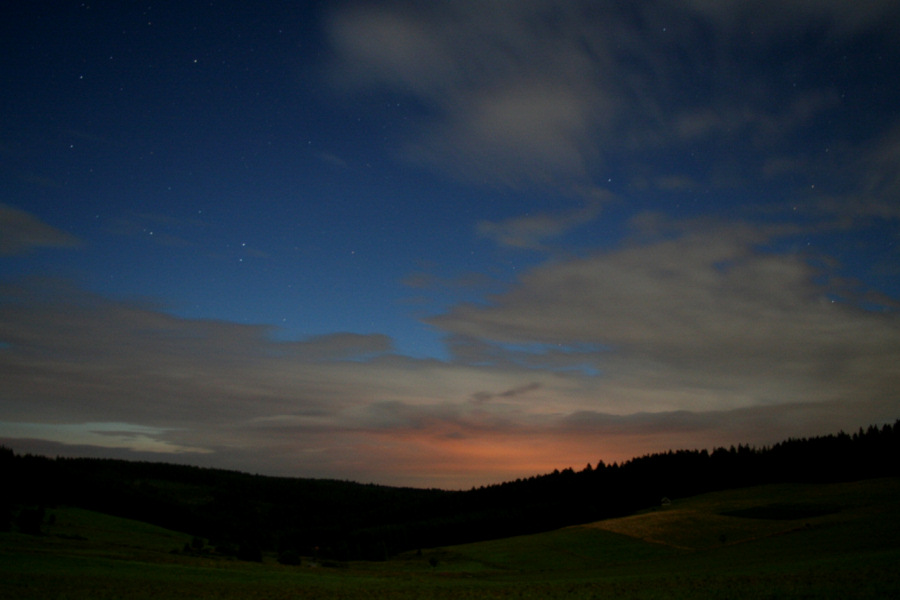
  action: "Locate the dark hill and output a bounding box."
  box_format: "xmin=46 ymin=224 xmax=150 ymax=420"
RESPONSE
xmin=4 ymin=419 xmax=898 ymax=560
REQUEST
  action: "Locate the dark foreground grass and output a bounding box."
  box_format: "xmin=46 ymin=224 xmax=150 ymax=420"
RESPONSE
xmin=3 ymin=478 xmax=899 ymax=599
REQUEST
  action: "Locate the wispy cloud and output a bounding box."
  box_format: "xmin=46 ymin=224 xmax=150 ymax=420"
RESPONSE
xmin=326 ymin=2 xmax=618 ymax=186
xmin=1 ymin=422 xmax=209 ymax=454
xmin=3 ymin=1 xmax=900 ymax=489
xmin=3 ymin=209 xmax=898 ymax=488
xmin=432 ymin=216 xmax=900 ymax=417
xmin=325 ymin=1 xmax=899 ymax=190
xmin=0 ymin=204 xmax=82 ymax=255
xmin=0 ymin=277 xmax=579 ymax=485
xmin=477 ymin=201 xmax=603 ymax=250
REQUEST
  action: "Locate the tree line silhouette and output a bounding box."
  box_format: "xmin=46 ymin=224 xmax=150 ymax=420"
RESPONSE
xmin=3 ymin=419 xmax=898 ymax=561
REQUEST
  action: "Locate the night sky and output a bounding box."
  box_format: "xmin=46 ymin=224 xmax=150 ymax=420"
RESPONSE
xmin=2 ymin=1 xmax=899 ymax=489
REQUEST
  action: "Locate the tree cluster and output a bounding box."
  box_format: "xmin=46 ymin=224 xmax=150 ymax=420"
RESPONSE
xmin=3 ymin=419 xmax=898 ymax=560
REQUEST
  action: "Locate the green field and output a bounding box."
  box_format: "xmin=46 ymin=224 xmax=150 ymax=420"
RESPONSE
xmin=3 ymin=478 xmax=899 ymax=599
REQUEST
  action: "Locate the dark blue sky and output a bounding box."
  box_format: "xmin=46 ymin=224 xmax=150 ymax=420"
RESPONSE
xmin=2 ymin=1 xmax=899 ymax=488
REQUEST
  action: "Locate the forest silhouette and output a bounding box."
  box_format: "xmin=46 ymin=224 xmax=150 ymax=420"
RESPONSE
xmin=5 ymin=420 xmax=898 ymax=562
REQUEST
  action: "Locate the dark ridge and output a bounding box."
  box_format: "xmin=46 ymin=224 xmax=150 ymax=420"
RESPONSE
xmin=4 ymin=419 xmax=898 ymax=560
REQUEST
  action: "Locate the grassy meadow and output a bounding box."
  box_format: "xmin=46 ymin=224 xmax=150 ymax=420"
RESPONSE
xmin=3 ymin=477 xmax=899 ymax=599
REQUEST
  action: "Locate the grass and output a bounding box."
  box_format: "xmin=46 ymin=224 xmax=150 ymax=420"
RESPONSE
xmin=3 ymin=477 xmax=899 ymax=599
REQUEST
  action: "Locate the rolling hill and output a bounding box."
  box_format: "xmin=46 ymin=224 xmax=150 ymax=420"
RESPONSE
xmin=2 ymin=477 xmax=898 ymax=598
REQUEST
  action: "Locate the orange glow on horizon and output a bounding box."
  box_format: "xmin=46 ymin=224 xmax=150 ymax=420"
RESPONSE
xmin=343 ymin=427 xmax=655 ymax=489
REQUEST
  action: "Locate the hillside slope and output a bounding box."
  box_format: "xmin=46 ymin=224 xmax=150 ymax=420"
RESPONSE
xmin=417 ymin=477 xmax=900 ymax=597
xmin=3 ymin=478 xmax=899 ymax=598
xmin=5 ymin=420 xmax=898 ymax=559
